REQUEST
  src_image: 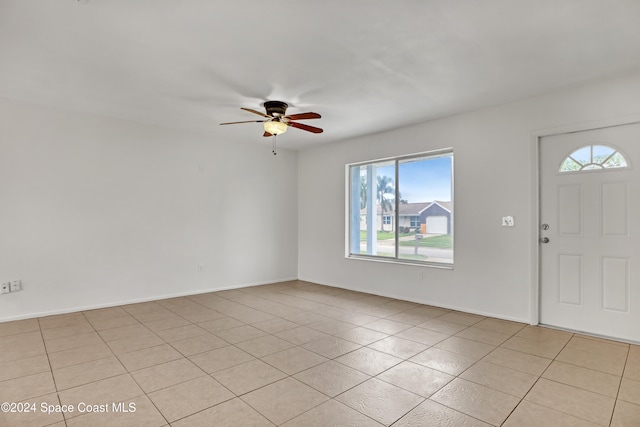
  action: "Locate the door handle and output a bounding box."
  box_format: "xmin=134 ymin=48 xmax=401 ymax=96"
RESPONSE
xmin=540 ymin=237 xmax=550 ymax=243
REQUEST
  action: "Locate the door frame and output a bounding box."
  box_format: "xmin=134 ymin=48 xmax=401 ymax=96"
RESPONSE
xmin=530 ymin=114 xmax=640 ymax=327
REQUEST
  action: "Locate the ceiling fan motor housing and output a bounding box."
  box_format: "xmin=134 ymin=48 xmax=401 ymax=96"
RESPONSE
xmin=264 ymin=101 xmax=288 ymax=117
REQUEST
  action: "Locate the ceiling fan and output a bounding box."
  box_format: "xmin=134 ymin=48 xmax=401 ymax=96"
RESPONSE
xmin=220 ymin=101 xmax=323 ymax=137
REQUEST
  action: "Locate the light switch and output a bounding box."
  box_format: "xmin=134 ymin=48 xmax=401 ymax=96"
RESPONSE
xmin=502 ymin=216 xmax=514 ymax=227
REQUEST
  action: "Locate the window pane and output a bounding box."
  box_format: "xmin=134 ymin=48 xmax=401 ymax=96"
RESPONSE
xmin=593 ymin=145 xmax=615 ymax=162
xmin=570 ymin=146 xmax=591 ymax=165
xmin=397 ymin=155 xmax=453 ymax=264
xmin=560 ymin=157 xmax=581 ymax=172
xmin=603 ymin=151 xmax=628 ymax=168
xmin=350 ymin=161 xmax=396 ymax=258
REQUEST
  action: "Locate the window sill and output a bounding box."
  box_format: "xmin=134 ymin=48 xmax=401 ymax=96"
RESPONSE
xmin=346 ymin=254 xmax=454 ymax=270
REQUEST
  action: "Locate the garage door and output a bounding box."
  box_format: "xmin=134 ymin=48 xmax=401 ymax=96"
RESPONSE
xmin=426 ymin=216 xmax=447 ymax=234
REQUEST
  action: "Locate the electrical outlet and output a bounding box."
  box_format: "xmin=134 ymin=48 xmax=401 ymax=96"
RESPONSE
xmin=10 ymin=280 xmax=21 ymax=292
xmin=1 ymin=282 xmax=10 ymax=294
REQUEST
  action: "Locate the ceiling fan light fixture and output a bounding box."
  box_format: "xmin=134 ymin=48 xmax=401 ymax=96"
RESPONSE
xmin=264 ymin=120 xmax=288 ymax=135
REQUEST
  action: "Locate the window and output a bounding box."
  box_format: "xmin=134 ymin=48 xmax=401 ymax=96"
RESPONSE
xmin=347 ymin=150 xmax=453 ymax=266
xmin=559 ymin=144 xmax=629 ymax=173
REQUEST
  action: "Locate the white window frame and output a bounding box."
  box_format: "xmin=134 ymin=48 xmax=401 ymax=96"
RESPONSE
xmin=345 ymin=148 xmax=454 ymax=268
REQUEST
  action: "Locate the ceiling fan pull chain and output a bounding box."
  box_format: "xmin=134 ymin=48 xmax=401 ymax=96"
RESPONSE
xmin=272 ymin=135 xmax=277 ymax=155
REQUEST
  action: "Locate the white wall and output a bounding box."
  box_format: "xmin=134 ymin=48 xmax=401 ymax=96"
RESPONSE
xmin=298 ymin=71 xmax=640 ymax=323
xmin=0 ymin=98 xmax=298 ymax=321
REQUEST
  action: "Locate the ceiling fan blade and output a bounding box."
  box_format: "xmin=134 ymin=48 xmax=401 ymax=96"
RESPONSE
xmin=220 ymin=120 xmax=266 ymax=125
xmin=263 ymin=132 xmax=273 ymax=137
xmin=289 ymin=121 xmax=324 ymax=134
xmin=284 ymin=112 xmax=321 ymax=120
xmin=241 ymin=107 xmax=270 ymax=118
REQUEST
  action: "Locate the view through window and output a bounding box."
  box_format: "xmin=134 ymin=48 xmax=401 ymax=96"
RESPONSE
xmin=348 ymin=150 xmax=453 ymax=266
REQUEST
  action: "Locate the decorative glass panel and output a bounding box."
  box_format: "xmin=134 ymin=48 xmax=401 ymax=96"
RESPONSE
xmin=559 ymin=145 xmax=629 ymax=173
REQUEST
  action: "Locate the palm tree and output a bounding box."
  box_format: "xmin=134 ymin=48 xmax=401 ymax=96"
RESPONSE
xmin=360 ymin=175 xmax=367 ymax=210
xmin=377 ymin=175 xmax=394 ymax=231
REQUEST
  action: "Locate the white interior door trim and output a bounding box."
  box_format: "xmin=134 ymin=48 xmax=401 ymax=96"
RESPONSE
xmin=530 ymin=114 xmax=640 ymax=327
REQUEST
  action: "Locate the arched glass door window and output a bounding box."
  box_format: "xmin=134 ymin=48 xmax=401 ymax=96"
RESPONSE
xmin=559 ymin=144 xmax=629 ymax=172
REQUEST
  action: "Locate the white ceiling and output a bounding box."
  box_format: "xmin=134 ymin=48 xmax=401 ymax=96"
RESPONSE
xmin=2 ymin=0 xmax=640 ymax=150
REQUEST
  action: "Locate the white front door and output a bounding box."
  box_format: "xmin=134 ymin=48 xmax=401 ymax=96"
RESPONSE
xmin=540 ymin=123 xmax=640 ymax=342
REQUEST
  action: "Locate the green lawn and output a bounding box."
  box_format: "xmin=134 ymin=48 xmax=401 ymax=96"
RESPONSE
xmin=360 ymin=231 xmax=412 ymax=241
xmin=399 ymin=234 xmax=453 ymax=248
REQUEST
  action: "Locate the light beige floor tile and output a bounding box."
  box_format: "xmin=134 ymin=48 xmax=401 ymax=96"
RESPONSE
xmin=39 ymin=313 xmax=89 ymax=330
xmin=261 ymin=346 xmax=328 ymax=375
xmin=251 ymin=318 xmax=299 ymax=334
xmin=567 ymin=335 xmax=629 ymax=355
xmin=214 ymin=325 xmax=267 ymax=344
xmin=282 ymin=398 xmax=383 ymax=427
xmin=148 ymin=375 xmax=233 ymax=422
xmin=293 ymin=360 xmax=370 ymax=397
xmin=417 ymin=318 xmax=469 ymax=335
xmin=0 ymin=318 xmax=40 ymax=337
xmin=0 ymin=392 xmax=64 ymax=427
xmin=275 ymin=326 xmax=331 ymax=345
xmin=107 ymin=334 xmax=164 ymax=355
xmin=53 ymin=356 xmax=126 ymax=390
xmin=212 ymin=359 xmax=287 ymax=395
xmin=142 ymin=316 xmax=191 ymax=332
xmin=308 ymin=319 xmax=357 ymax=335
xmin=524 ymin=378 xmax=615 ymax=426
xmin=473 ymin=318 xmax=525 ymax=335
xmin=0 ymin=371 xmax=56 ymax=401
xmin=0 ymin=354 xmax=50 ymax=382
xmin=131 ymin=358 xmax=205 ymax=393
xmin=154 ymin=324 xmax=208 ymax=342
xmin=82 ymin=306 xmax=130 ymax=322
xmin=334 ymin=347 xmax=402 ymax=376
xmin=65 ymin=394 xmax=166 ymax=427
xmin=85 ymin=314 xmax=139 ymax=331
xmin=618 ymin=377 xmax=640 ymax=405
xmin=395 ymin=327 xmax=449 ymax=346
xmin=367 ymin=336 xmax=428 ymax=359
xmin=404 ymin=306 xmax=450 ymax=319
xmin=503 ymin=400 xmax=601 ymax=427
xmin=364 ymin=319 xmax=412 ymax=335
xmin=0 ymin=331 xmax=46 ymax=363
xmin=431 ymin=378 xmax=520 ymax=426
xmin=435 ymin=336 xmax=495 ymax=359
xmin=241 ymin=377 xmax=329 ymax=425
xmin=98 ymin=324 xmax=156 ymax=342
xmin=189 ymin=345 xmax=255 ymax=373
xmin=171 ymin=397 xmax=274 ymax=427
xmin=394 ymin=399 xmax=491 ymax=427
xmin=48 ymin=342 xmax=114 ymax=370
xmin=438 ymin=312 xmax=485 ymax=326
xmin=335 ymin=378 xmax=424 ymax=425
xmin=611 ymin=400 xmax=640 ymax=427
xmin=556 ymin=346 xmax=626 ymax=376
xmin=118 ymin=344 xmax=183 ymax=371
xmin=169 ymin=333 xmax=228 ymax=356
xmin=130 ymin=308 xmax=176 ymax=323
xmin=302 ymin=336 xmax=362 ymax=358
xmin=481 ymin=347 xmax=552 ymax=376
xmin=455 ymin=326 xmax=512 ymax=346
xmin=385 ymin=312 xmax=432 ymax=326
xmin=333 ymin=327 xmax=388 ymax=345
xmin=378 ymin=361 xmax=454 ymax=397
xmin=58 ymin=373 xmax=143 ymax=419
xmin=45 ymin=332 xmax=103 ymax=353
xmin=501 ymin=335 xmax=565 ymax=359
xmin=410 ymin=347 xmax=477 ymax=375
xmin=179 ymin=308 xmax=226 ymax=324
xmin=235 ymin=335 xmax=295 ymax=358
xmin=515 ymin=325 xmax=573 ymax=342
xmin=542 ymin=360 xmax=621 ymax=397
xmin=460 ymin=360 xmax=538 ymax=398
xmin=624 ymin=350 xmax=640 ymax=380
xmin=41 ymin=323 xmax=95 ymax=340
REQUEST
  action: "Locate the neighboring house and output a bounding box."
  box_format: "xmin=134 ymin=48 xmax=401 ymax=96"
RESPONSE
xmin=360 ymin=201 xmax=452 ymax=234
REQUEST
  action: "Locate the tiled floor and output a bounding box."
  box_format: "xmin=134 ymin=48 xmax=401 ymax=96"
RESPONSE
xmin=1 ymin=280 xmax=639 ymax=426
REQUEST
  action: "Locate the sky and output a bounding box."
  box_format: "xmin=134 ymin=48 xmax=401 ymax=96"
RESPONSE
xmin=375 ymin=155 xmax=452 ymax=203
